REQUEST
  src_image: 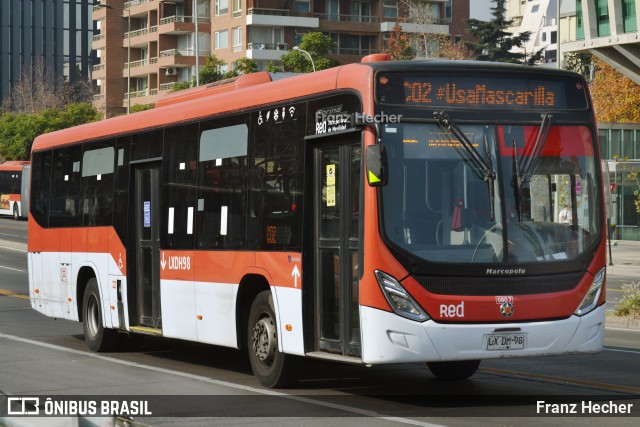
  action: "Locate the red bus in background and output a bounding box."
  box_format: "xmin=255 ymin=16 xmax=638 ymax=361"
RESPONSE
xmin=0 ymin=160 xmax=30 ymax=220
xmin=28 ymin=56 xmax=607 ymax=387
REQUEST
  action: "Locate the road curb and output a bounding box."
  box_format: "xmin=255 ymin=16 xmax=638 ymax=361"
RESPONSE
xmin=606 ymin=315 xmax=640 ymax=330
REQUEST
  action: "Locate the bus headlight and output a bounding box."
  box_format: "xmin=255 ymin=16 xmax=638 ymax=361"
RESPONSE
xmin=374 ymin=270 xmax=429 ymax=322
xmin=574 ymin=268 xmax=605 ymax=317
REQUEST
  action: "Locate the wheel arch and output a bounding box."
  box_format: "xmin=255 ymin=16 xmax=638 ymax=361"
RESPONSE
xmin=236 ymin=274 xmax=271 ymax=351
xmin=76 ymin=266 xmax=98 ymax=322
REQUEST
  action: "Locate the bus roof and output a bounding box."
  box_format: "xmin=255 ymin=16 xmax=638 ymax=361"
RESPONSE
xmin=0 ymin=160 xmax=30 ymax=171
xmin=31 ymin=57 xmax=583 ymax=153
xmin=31 ymin=61 xmax=375 ymax=153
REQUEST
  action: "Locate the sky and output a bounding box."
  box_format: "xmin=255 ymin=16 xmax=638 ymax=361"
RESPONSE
xmin=469 ymin=0 xmax=494 ymax=21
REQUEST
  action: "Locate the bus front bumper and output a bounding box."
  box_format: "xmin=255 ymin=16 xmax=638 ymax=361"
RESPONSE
xmin=359 ymin=305 xmax=605 ymax=365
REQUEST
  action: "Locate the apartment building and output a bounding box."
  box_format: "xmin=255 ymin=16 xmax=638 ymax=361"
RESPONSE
xmin=92 ymin=0 xmax=470 ymax=117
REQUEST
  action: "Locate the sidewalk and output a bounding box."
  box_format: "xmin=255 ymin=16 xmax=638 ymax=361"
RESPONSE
xmin=605 ymin=239 xmax=640 ymax=329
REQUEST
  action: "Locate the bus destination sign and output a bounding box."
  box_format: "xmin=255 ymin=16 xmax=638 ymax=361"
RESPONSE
xmin=377 ymin=73 xmax=588 ymax=110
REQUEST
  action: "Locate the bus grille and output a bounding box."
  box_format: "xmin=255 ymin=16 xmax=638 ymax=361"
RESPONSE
xmin=413 ymin=272 xmax=584 ymax=296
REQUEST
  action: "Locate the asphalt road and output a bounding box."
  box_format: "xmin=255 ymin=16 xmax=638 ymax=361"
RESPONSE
xmin=0 ymin=218 xmax=639 ymax=426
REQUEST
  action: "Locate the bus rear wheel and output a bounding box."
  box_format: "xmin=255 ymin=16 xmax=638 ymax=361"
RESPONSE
xmin=247 ymin=290 xmax=299 ymax=388
xmin=82 ymin=278 xmax=121 ymax=352
xmin=427 ymin=360 xmax=481 ymax=380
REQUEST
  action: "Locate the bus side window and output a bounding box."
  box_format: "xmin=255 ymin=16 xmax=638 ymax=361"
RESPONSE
xmin=81 ymin=143 xmax=115 ymax=226
xmin=196 ymin=119 xmax=249 ymax=250
xmin=162 ymin=124 xmax=198 ymax=250
xmin=31 ymin=151 xmax=52 ymax=227
xmin=249 ymin=103 xmax=305 ymax=251
xmin=49 ymin=146 xmax=82 ymax=227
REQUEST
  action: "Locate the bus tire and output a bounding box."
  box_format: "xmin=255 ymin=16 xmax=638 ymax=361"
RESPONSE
xmin=247 ymin=290 xmax=299 ymax=388
xmin=13 ymin=204 xmax=19 ymax=220
xmin=427 ymin=360 xmax=481 ymax=380
xmin=82 ymin=278 xmax=121 ymax=352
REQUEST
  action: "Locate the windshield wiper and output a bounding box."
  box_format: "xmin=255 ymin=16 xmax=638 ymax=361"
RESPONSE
xmin=511 ymin=138 xmax=523 ymax=223
xmin=520 ymin=113 xmax=553 ymax=184
xmin=434 ymin=111 xmax=496 ymax=220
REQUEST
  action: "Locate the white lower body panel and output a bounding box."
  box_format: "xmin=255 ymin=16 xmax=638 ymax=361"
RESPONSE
xmin=359 ymin=305 xmax=605 ymax=364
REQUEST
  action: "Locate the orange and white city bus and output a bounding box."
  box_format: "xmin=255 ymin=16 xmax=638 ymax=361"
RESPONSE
xmin=29 ymin=56 xmax=607 ymax=387
xmin=0 ymin=160 xmax=30 ymax=220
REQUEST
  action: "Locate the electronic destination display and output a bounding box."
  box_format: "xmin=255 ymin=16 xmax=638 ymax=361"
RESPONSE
xmin=376 ymin=72 xmax=589 ymax=110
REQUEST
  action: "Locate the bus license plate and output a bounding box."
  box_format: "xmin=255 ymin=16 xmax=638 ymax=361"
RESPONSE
xmin=486 ymin=333 xmax=526 ymax=350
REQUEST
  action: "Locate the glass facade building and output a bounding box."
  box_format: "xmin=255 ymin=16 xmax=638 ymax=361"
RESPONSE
xmin=0 ymin=0 xmax=96 ymax=101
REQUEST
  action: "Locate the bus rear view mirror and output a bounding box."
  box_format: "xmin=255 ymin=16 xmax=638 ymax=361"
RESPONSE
xmin=366 ymin=145 xmax=387 ymax=187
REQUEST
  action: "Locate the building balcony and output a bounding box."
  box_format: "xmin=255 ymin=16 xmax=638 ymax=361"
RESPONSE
xmin=380 ymin=21 xmax=449 ymax=34
xmin=246 ymin=42 xmax=289 ymax=61
xmin=157 ymin=49 xmax=212 ymax=67
xmin=246 ymin=8 xmax=319 ymax=28
xmin=125 ymin=25 xmax=159 ymax=48
xmin=125 ymin=0 xmax=155 ymax=18
xmin=92 ymin=63 xmax=106 ymax=80
xmin=92 ymin=33 xmax=106 ymax=50
xmin=123 ymin=57 xmax=159 ymax=77
xmin=317 ymin=14 xmax=380 ymax=33
xmin=158 ymin=15 xmax=211 ymax=35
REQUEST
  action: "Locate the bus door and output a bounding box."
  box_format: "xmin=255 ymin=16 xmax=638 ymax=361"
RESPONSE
xmin=134 ymin=163 xmax=162 ymax=330
xmin=313 ymin=135 xmax=362 ymax=357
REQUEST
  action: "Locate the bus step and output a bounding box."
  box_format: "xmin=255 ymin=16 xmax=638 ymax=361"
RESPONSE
xmin=129 ymin=326 xmax=163 ymax=336
xmin=305 ymin=351 xmax=363 ymax=365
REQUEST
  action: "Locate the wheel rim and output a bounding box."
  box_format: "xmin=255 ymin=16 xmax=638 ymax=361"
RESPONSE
xmin=86 ymin=294 xmax=100 ymax=338
xmin=251 ymin=313 xmax=276 ymax=367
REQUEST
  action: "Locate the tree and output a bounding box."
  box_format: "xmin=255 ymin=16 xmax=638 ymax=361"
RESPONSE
xmin=385 ymin=23 xmax=416 ymax=60
xmin=279 ymin=32 xmax=339 ymax=73
xmin=233 ymin=57 xmax=258 ymax=75
xmin=199 ymin=55 xmax=228 ymax=85
xmin=0 ymin=103 xmax=100 ymax=160
xmin=564 ymin=52 xmax=594 ymax=80
xmin=399 ymin=0 xmax=441 ymax=59
xmin=1 ymin=59 xmax=94 ymax=113
xmin=589 ymin=58 xmax=640 ymax=123
xmin=172 ymin=56 xmax=258 ymax=91
xmin=434 ymin=35 xmax=476 ymax=60
xmin=466 ymin=0 xmax=543 ymax=64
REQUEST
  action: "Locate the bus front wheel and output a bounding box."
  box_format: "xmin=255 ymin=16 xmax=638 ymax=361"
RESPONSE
xmin=82 ymin=278 xmax=121 ymax=352
xmin=247 ymin=290 xmax=299 ymax=388
xmin=427 ymin=360 xmax=481 ymax=380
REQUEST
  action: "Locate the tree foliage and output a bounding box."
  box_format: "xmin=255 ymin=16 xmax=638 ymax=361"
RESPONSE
xmin=398 ymin=0 xmax=441 ymax=58
xmin=173 ymin=56 xmax=259 ymax=91
xmin=279 ymin=32 xmax=339 ymax=73
xmin=434 ymin=35 xmax=476 ymax=60
xmin=588 ymin=58 xmax=640 ymax=123
xmin=385 ymin=23 xmax=416 ymax=60
xmin=0 ymin=103 xmax=100 ymax=161
xmin=466 ymin=0 xmax=542 ymax=64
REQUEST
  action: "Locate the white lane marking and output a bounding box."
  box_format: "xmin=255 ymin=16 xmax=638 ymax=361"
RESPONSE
xmin=0 ymin=332 xmax=444 ymax=427
xmin=604 ymin=347 xmax=640 ymax=354
xmin=0 ymin=265 xmax=25 ymax=272
xmin=0 ymin=232 xmax=27 ymax=239
xmin=0 ymin=245 xmax=27 ymax=253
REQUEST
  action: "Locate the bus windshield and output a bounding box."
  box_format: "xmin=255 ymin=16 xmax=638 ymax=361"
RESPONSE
xmin=380 ymin=122 xmax=601 ymax=264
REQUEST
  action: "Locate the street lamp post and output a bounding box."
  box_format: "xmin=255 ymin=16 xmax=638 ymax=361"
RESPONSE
xmin=292 ymin=46 xmax=315 ymax=72
xmin=96 ymin=3 xmax=131 ymax=114
xmin=194 ymin=0 xmax=199 ymax=86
